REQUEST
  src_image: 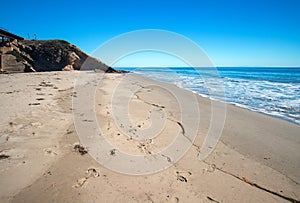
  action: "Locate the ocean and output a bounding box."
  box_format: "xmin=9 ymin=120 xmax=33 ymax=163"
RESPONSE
xmin=116 ymin=67 xmax=300 ymax=125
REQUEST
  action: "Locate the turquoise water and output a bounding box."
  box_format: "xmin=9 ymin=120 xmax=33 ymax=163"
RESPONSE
xmin=116 ymin=67 xmax=300 ymax=125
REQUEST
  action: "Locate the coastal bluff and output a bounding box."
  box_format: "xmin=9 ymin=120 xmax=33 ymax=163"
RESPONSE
xmin=0 ymin=39 xmax=116 ymax=73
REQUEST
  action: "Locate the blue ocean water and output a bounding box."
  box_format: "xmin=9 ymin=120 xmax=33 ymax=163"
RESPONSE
xmin=117 ymin=67 xmax=300 ymax=125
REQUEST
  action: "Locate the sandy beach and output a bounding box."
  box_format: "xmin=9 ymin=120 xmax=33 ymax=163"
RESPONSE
xmin=0 ymin=71 xmax=299 ymax=203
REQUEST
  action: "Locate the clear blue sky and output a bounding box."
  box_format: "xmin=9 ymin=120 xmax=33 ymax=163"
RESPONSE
xmin=2 ymin=0 xmax=300 ymax=67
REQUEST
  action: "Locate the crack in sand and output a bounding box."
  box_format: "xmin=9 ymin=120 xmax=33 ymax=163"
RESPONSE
xmin=219 ymin=140 xmax=300 ymax=187
xmin=135 ymin=86 xmax=202 ymax=152
xmin=207 ymin=196 xmax=220 ymax=203
xmin=170 ymin=119 xmax=200 ymax=152
xmin=134 ymin=93 xmax=165 ymax=110
xmin=176 ymin=121 xmax=185 ymax=135
xmin=204 ymin=161 xmax=300 ymax=203
xmin=135 ymin=91 xmax=201 ymax=154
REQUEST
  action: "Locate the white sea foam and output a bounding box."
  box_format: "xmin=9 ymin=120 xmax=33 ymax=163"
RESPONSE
xmin=125 ymin=67 xmax=300 ymax=125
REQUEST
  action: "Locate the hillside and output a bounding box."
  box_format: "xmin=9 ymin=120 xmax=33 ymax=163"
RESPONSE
xmin=0 ymin=39 xmax=116 ymax=73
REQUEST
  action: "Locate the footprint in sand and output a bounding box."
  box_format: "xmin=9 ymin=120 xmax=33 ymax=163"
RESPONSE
xmin=137 ymin=139 xmax=153 ymax=154
xmin=206 ymin=164 xmax=216 ymax=173
xmin=0 ymin=135 xmax=9 ymax=144
xmin=166 ymin=195 xmax=180 ymax=203
xmin=73 ymin=177 xmax=88 ymax=188
xmin=30 ymin=122 xmax=43 ymax=128
xmin=73 ymin=168 xmax=100 ymax=188
xmin=87 ymin=168 xmax=100 ymax=178
xmin=43 ymin=148 xmax=58 ymax=156
xmin=176 ymin=171 xmax=192 ymax=183
xmin=39 ymin=81 xmax=54 ymax=87
xmin=172 ymin=197 xmax=179 ymax=203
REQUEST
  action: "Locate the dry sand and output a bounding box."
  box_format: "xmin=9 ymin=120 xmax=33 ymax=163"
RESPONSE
xmin=0 ymin=71 xmax=299 ymax=203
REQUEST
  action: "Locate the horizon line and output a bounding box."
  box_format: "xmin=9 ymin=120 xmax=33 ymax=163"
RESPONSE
xmin=114 ymin=66 xmax=300 ymax=68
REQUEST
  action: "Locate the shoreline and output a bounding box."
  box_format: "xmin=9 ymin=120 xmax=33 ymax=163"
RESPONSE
xmin=122 ymin=67 xmax=300 ymax=125
xmin=0 ymin=71 xmax=299 ymax=202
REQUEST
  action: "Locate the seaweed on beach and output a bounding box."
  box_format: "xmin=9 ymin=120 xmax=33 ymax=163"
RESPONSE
xmin=73 ymin=144 xmax=88 ymax=155
xmin=0 ymin=154 xmax=10 ymax=160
